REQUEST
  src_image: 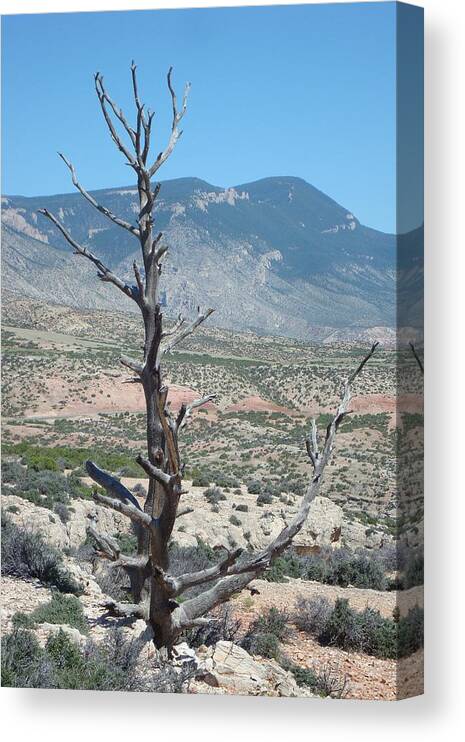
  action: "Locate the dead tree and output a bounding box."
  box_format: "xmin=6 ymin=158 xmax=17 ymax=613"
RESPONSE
xmin=409 ymin=342 xmax=424 ymax=375
xmin=39 ymin=64 xmax=377 ymax=650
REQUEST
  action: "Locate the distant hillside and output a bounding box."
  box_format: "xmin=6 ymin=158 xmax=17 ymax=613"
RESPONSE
xmin=1 ymin=176 xmax=423 ymax=340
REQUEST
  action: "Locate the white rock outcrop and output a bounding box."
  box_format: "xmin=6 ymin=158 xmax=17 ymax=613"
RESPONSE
xmin=194 ymin=640 xmax=311 ymax=697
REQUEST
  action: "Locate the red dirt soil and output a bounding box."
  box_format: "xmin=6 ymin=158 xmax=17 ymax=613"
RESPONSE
xmin=225 ymin=396 xmax=294 ymax=415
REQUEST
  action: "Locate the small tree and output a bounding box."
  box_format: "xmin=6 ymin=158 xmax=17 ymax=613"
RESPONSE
xmin=39 ymin=64 xmax=377 ymax=651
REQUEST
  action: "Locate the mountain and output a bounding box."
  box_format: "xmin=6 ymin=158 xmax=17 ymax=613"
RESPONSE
xmin=1 ymin=176 xmax=423 ymax=340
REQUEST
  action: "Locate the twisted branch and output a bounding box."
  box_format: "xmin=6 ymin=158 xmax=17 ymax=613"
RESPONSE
xmin=176 ymin=393 xmax=216 ymax=431
xmin=57 ymin=153 xmax=139 ymax=236
xmin=38 ymin=209 xmax=138 ymax=302
xmin=162 ymin=307 xmax=214 ymax=356
xmin=149 ymin=68 xmax=190 ymax=176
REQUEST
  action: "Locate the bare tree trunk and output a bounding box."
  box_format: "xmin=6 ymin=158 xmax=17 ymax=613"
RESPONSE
xmin=39 ymin=63 xmax=378 ymax=651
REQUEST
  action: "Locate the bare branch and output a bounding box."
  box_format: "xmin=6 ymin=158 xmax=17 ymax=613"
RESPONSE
xmin=130 ymin=61 xmax=153 ymax=165
xmin=153 ymin=243 xmax=169 ymax=264
xmin=133 ymin=261 xmax=145 ymax=297
xmin=91 ymin=488 xmax=153 ymax=530
xmin=305 ymin=438 xmax=316 ymax=468
xmin=94 ymin=73 xmax=138 ymax=167
xmin=190 ymin=617 xmax=219 ymax=627
xmin=87 ymin=524 xmax=121 ymax=560
xmin=176 ymin=393 xmax=216 ymax=431
xmin=311 ymin=418 xmax=319 ymax=457
xmin=85 ymin=460 xmax=143 ymax=510
xmin=176 ymin=506 xmax=194 ymax=519
xmin=95 ymin=72 xmax=137 ymax=145
xmin=409 ymin=342 xmax=424 ymax=375
xmin=103 ymin=599 xmax=147 ymax=620
xmin=58 ymin=153 xmax=139 ymax=236
xmin=161 ymin=313 xmax=185 ymax=339
xmin=305 ymin=417 xmax=319 ymax=468
xmin=38 ymin=209 xmax=138 ymax=302
xmin=162 ymin=307 xmax=214 ymax=356
xmin=136 ymin=454 xmax=176 ymax=488
xmin=154 ymin=393 xmax=181 ymax=475
xmin=120 ymin=355 xmax=144 ymax=375
xmin=148 ymin=67 xmax=190 ymax=177
xmin=325 ymin=341 xmax=379 ymax=442
xmin=173 ymin=571 xmax=257 ymax=631
xmin=172 ymin=548 xmax=243 ymax=596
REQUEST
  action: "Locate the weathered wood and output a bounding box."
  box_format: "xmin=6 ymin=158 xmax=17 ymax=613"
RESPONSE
xmin=409 ymin=342 xmax=424 ymax=374
xmin=57 ymin=153 xmax=139 ymax=236
xmin=39 ymin=62 xmax=378 ymax=651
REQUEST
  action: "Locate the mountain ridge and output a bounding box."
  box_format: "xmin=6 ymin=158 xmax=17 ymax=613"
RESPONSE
xmin=1 ymin=175 xmax=423 ymax=341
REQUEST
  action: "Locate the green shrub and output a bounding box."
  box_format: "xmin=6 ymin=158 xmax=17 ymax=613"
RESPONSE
xmin=241 ymin=607 xmax=289 ymax=660
xmin=284 ymin=662 xmax=349 ymax=698
xmin=2 ymin=627 xmax=196 ymax=692
xmin=235 ymin=503 xmax=249 ymax=512
xmin=229 ymin=514 xmax=241 ymax=527
xmin=256 ymin=492 xmax=273 ymax=506
xmin=264 ymin=555 xmax=303 ymax=583
xmin=6 ymin=505 xmax=19 ymax=514
xmin=264 ymin=547 xmax=387 ymax=590
xmin=244 ymin=632 xmax=280 ymax=660
xmin=297 ymin=597 xmax=423 ymax=659
xmin=185 ymin=606 xmax=241 ymax=649
xmin=54 ymin=502 xmax=71 ymax=523
xmin=46 ymin=630 xmax=83 ymax=670
xmin=192 ymin=473 xmax=210 ymax=487
xmin=25 ymin=452 xmax=60 ymax=472
xmin=288 ymin=664 xmax=321 ymax=691
xmin=294 ymin=596 xmax=332 ymax=636
xmin=115 ymin=532 xmax=138 ymax=555
xmin=12 ymin=612 xmax=36 ymax=630
xmin=214 ymin=473 xmax=240 ymax=489
xmin=305 ymin=549 xmax=386 ymax=590
xmin=398 ymin=605 xmax=424 ymax=656
xmin=254 ymin=607 xmax=289 ymax=639
xmin=1 ymin=464 xmax=93 ymax=512
xmin=1 ymin=460 xmax=27 ymax=484
xmin=318 ymin=599 xmax=382 ymax=654
xmin=204 ymin=486 xmax=226 ymax=505
xmin=30 ymin=593 xmax=88 ymax=634
xmin=2 ymin=443 xmax=141 ymax=480
xmin=1 ymin=629 xmax=49 ymax=688
xmin=1 ymin=515 xmax=80 ymax=594
xmin=404 ymin=553 xmax=424 ymax=588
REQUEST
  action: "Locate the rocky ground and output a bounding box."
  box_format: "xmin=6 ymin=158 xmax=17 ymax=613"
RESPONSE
xmin=1 ymin=480 xmax=424 ymax=701
xmin=1 ymin=563 xmax=423 ymax=700
xmin=1 ymin=298 xmax=424 ymax=699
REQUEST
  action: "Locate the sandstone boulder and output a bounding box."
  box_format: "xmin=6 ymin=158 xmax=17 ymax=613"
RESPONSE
xmin=342 ymin=520 xmax=389 ymax=550
xmin=3 ymin=495 xmax=69 ymax=547
xmin=195 ymin=640 xmax=310 ymax=697
xmin=36 ymin=622 xmax=87 ymax=648
xmin=297 ymin=496 xmax=344 ymax=548
xmin=3 ymin=493 xmax=131 ymax=550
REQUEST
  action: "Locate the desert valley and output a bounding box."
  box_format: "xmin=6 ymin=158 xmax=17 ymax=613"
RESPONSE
xmin=2 ymin=284 xmax=423 ymax=698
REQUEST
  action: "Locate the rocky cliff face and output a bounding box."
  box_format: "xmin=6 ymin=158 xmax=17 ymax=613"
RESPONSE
xmin=1 ymin=176 xmax=423 ymax=339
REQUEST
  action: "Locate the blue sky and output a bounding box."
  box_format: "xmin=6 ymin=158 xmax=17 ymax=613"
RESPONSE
xmin=1 ymin=3 xmax=421 ymax=233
